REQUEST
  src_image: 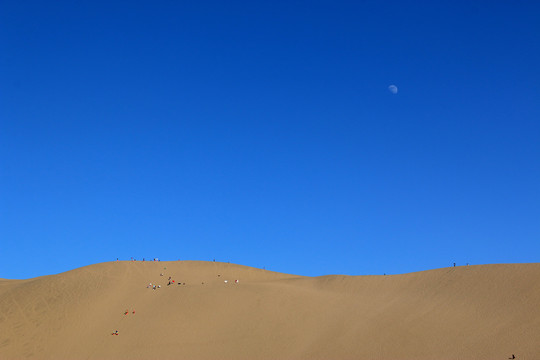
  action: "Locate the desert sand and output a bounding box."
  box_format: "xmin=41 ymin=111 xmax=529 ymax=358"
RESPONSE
xmin=1 ymin=261 xmax=539 ymax=359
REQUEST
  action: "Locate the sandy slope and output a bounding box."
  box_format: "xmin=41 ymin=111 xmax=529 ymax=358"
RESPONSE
xmin=1 ymin=261 xmax=539 ymax=359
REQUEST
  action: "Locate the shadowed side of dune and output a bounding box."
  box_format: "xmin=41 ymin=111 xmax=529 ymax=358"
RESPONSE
xmin=1 ymin=261 xmax=539 ymax=359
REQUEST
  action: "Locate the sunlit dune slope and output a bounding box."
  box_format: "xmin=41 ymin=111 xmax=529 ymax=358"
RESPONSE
xmin=1 ymin=261 xmax=539 ymax=359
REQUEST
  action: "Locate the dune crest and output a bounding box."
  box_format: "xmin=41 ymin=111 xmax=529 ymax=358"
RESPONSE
xmin=1 ymin=261 xmax=539 ymax=359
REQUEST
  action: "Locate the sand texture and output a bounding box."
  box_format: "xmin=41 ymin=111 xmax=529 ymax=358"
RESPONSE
xmin=1 ymin=261 xmax=539 ymax=359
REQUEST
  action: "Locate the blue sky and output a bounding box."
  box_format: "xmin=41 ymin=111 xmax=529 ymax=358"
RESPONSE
xmin=1 ymin=1 xmax=539 ymax=279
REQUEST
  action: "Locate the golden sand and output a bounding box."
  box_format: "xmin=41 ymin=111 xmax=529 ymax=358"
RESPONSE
xmin=1 ymin=261 xmax=538 ymax=359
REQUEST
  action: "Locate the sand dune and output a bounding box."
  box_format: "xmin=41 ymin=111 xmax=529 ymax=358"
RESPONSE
xmin=1 ymin=261 xmax=539 ymax=359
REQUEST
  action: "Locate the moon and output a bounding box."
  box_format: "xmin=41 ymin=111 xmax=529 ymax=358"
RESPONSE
xmin=388 ymin=85 xmax=398 ymax=94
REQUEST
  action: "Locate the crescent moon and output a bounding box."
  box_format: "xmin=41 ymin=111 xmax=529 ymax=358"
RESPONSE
xmin=388 ymin=85 xmax=398 ymax=94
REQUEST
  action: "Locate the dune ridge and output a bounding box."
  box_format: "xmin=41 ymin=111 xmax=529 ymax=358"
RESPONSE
xmin=1 ymin=261 xmax=539 ymax=359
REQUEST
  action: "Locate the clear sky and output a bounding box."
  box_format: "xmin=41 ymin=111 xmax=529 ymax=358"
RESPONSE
xmin=1 ymin=1 xmax=539 ymax=279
